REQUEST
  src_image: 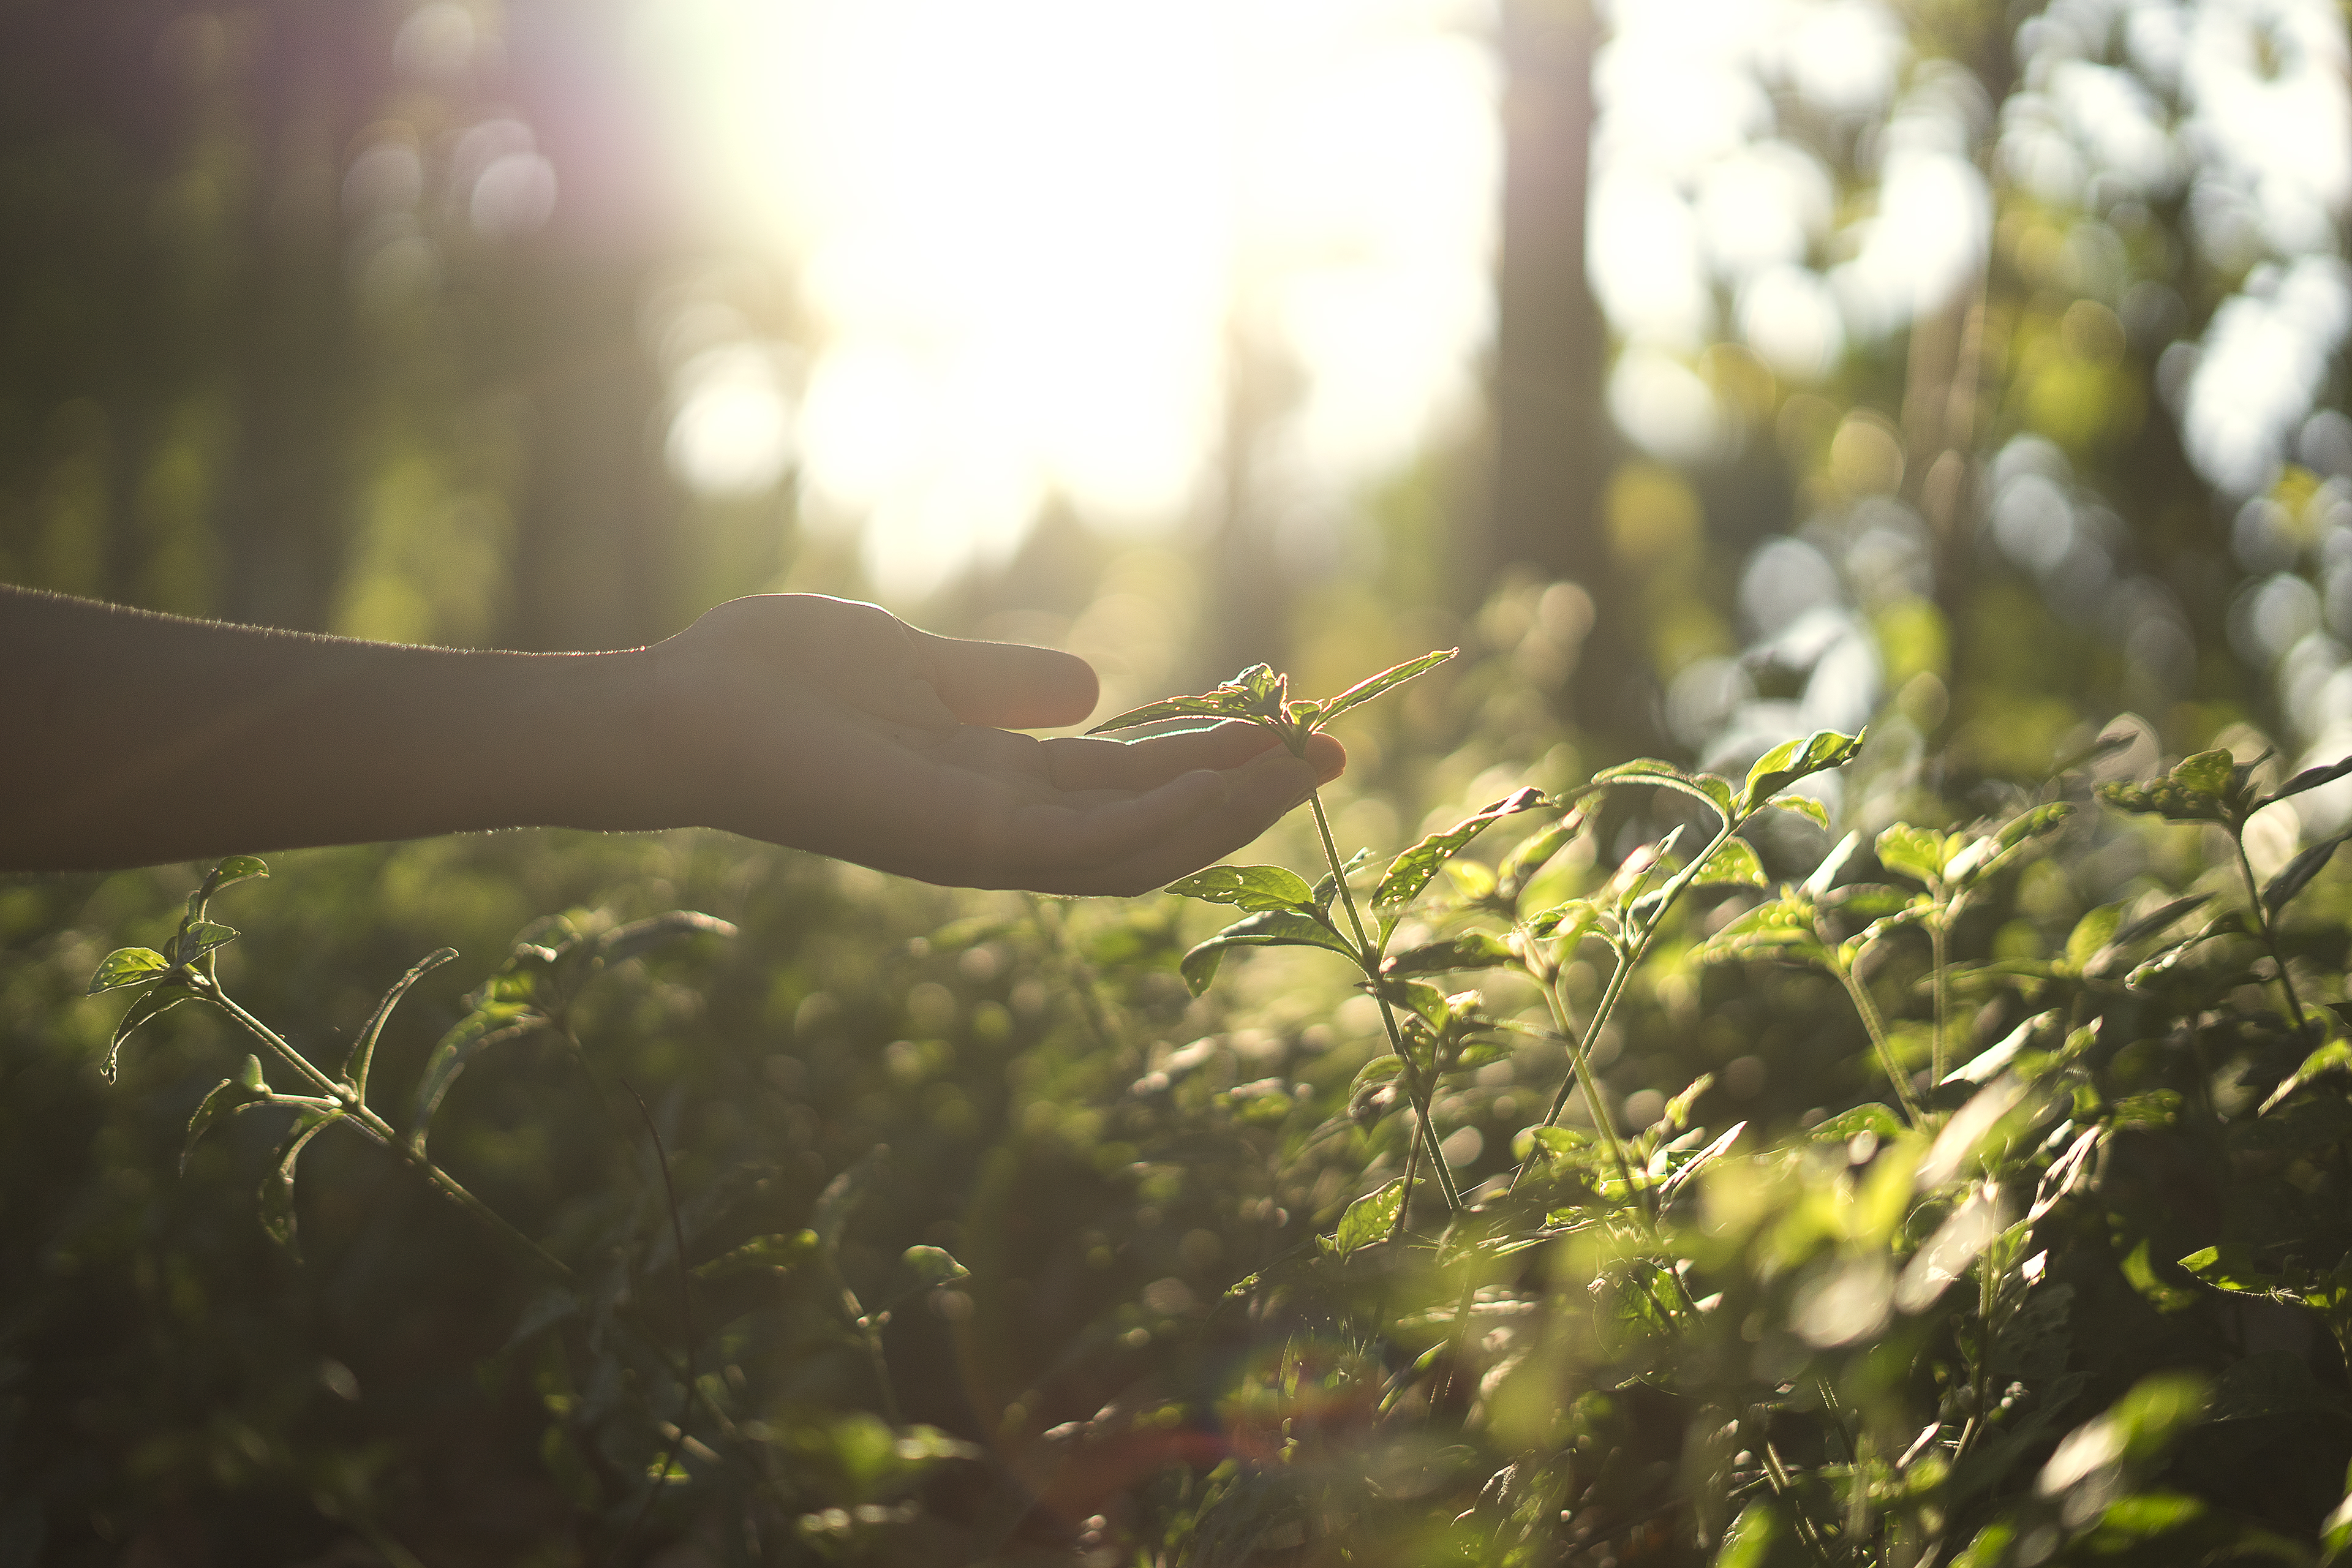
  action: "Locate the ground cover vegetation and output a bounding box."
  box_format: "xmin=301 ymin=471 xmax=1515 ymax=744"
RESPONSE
xmin=19 ymin=627 xmax=2352 ymax=1566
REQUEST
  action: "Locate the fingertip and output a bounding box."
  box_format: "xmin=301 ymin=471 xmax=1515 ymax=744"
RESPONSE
xmin=1303 ymin=731 xmax=1347 ymax=785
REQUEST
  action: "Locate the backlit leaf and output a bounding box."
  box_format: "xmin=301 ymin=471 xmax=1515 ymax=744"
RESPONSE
xmin=1593 ymin=758 xmax=1736 ymax=824
xmin=2261 ymin=1037 xmax=2352 ymax=1115
xmin=168 ymin=921 xmax=238 ymax=965
xmin=1876 ymin=824 xmax=1950 ymax=886
xmin=1179 ymin=910 xmax=1360 ymax=995
xmin=2263 ymin=831 xmax=2351 ymax=918
xmin=1306 ymin=649 xmax=1457 ymax=727
xmin=694 ymin=1229 xmax=821 ymax=1286
xmin=181 ymin=1070 xmax=269 ymax=1175
xmin=1496 ymin=813 xmax=1583 ymax=896
xmin=408 ymin=1008 xmax=543 ymax=1158
xmin=1329 ymin=1178 xmax=1404 ymax=1259
xmin=342 ymin=948 xmax=457 ymax=1095
xmin=185 ymin=854 xmax=267 ymax=922
xmin=2064 ymin=903 xmax=2124 ymax=972
xmin=598 ymin=910 xmax=737 ymax=966
xmin=1166 ymin=864 xmax=1319 ymax=914
xmin=2264 ymin=754 xmax=2352 ymax=807
xmin=101 ymin=981 xmax=194 ymax=1082
xmin=1372 ymin=789 xmax=1551 ymax=924
xmin=2171 ymin=748 xmax=2234 ymax=798
xmin=86 ymin=948 xmax=169 ymax=995
xmin=1765 ymin=793 xmax=1833 ymax=829
xmin=900 ymin=1244 xmax=971 ymax=1287
xmin=1382 ymin=930 xmax=1517 ymax=976
xmin=1692 ymin=837 xmax=1768 ymax=888
xmin=1087 ymin=692 xmax=1262 ymax=735
xmin=1738 ymin=729 xmax=1864 ymax=815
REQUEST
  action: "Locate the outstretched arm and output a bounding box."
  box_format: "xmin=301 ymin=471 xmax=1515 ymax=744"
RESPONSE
xmin=0 ymin=587 xmax=1341 ymax=892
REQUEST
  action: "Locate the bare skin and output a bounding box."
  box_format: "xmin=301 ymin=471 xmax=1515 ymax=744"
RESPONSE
xmin=0 ymin=586 xmax=1342 ymax=894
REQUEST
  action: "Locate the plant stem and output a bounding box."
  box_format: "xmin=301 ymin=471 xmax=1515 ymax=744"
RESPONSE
xmin=1836 ymin=958 xmax=1923 ymax=1127
xmin=1308 ymin=788 xmax=1461 ymax=1214
xmin=1929 ymin=915 xmax=1951 ymax=1088
xmin=2234 ymin=835 xmax=2309 ymax=1032
xmin=1517 ymin=956 xmax=1641 ymax=1216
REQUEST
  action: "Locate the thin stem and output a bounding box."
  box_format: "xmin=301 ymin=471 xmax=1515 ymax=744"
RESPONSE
xmin=1837 ymin=956 xmax=1923 ymax=1127
xmin=612 ymin=1080 xmax=699 ymax=1562
xmin=1929 ymin=914 xmax=1951 ymax=1089
xmin=1515 ymin=955 xmax=1641 ymax=1217
xmin=205 ymin=986 xmax=347 ymax=1101
xmin=2234 ymin=834 xmax=2309 ymax=1031
xmin=1309 ymin=788 xmax=1461 ymax=1214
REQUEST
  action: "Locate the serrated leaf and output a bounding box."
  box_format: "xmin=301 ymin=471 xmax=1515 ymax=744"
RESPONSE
xmin=693 ymin=1229 xmax=821 ymax=1286
xmin=1166 ymin=864 xmax=1319 ymax=914
xmin=344 ymin=948 xmax=458 ymax=1095
xmin=1693 ymin=837 xmax=1768 ymax=888
xmin=1738 ymin=729 xmax=1864 ymax=815
xmin=1876 ymin=824 xmax=1949 ymax=886
xmin=258 ymin=1108 xmax=337 ymax=1259
xmin=1765 ymin=793 xmax=1832 ymax=828
xmin=1382 ymin=930 xmax=1518 ymax=976
xmin=1330 ymin=1178 xmax=1404 ymax=1258
xmin=1179 ymin=910 xmax=1360 ymax=995
xmin=2265 ymin=754 xmax=2352 ymax=807
xmin=101 ymin=981 xmax=194 ymax=1082
xmin=598 ymin=910 xmax=738 ymax=966
xmin=900 ymin=1244 xmax=971 ymax=1287
xmin=1306 ymin=649 xmax=1457 ymax=727
xmin=1372 ymin=789 xmax=1551 ymax=924
xmin=182 ymin=1073 xmax=269 ymax=1174
xmin=2263 ymin=832 xmax=2352 ymax=918
xmin=86 ymin=948 xmax=170 ymax=995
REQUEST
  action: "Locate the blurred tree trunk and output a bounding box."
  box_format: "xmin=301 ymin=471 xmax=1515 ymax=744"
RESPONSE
xmin=1488 ymin=0 xmax=1646 ymax=747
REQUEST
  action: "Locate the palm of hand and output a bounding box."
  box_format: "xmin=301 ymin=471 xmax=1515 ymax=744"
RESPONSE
xmin=647 ymin=595 xmax=1342 ymax=894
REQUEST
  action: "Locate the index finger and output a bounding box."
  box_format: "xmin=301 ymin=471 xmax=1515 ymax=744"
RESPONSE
xmin=915 ymin=628 xmax=1099 ymax=729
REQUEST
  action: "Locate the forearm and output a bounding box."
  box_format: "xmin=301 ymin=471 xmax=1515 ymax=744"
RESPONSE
xmin=1 ymin=587 xmax=655 ymax=872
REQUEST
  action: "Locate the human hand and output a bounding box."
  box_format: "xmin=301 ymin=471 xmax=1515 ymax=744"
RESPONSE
xmin=633 ymin=594 xmax=1344 ymax=894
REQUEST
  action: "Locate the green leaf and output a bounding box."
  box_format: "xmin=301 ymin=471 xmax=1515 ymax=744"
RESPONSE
xmin=2261 ymin=1037 xmax=2352 ymax=1115
xmin=1496 ymin=813 xmax=1583 ymax=897
xmin=1657 ymin=1073 xmax=1716 ymax=1135
xmin=1805 ymin=1104 xmax=1905 ymax=1143
xmin=1716 ymin=1501 xmax=1792 ymax=1568
xmin=343 ymin=948 xmax=458 ymax=1095
xmin=1304 ymin=649 xmax=1457 ymax=728
xmin=1087 ymin=692 xmax=1263 ymax=734
xmin=1526 ymin=898 xmax=1601 ymax=943
xmin=1165 ymin=864 xmax=1319 ymax=914
xmin=1179 ymin=910 xmax=1360 ymax=995
xmin=598 ymin=910 xmax=738 ymax=965
xmin=167 ymin=921 xmax=238 ymax=965
xmin=258 ymin=1108 xmax=337 ymax=1259
xmin=1765 ymin=793 xmax=1833 ymax=829
xmin=2065 ymin=903 xmax=2125 ymax=972
xmin=1348 ymin=1055 xmax=1406 ymax=1095
xmin=693 ymin=1229 xmax=820 ymax=1286
xmin=1737 ymin=729 xmax=1864 ymax=815
xmin=186 ymin=854 xmax=268 ymax=922
xmin=2265 ymin=754 xmax=2352 ymax=807
xmin=1692 ymin=837 xmax=1768 ymax=888
xmin=1689 ymin=896 xmax=1825 ymax=968
xmin=1592 ymin=758 xmax=1736 ymax=824
xmin=2264 ymin=832 xmax=2352 ymax=918
xmin=407 ymin=1008 xmax=543 ymax=1158
xmin=1371 ymin=788 xmax=1551 ymax=924
xmin=181 ymin=1070 xmax=270 ymax=1175
xmin=1517 ymin=1124 xmax=1597 ymax=1165
xmin=1311 ymin=845 xmax=1376 ymax=913
xmin=1328 ymin=1178 xmax=1404 ymax=1259
xmin=1875 ymin=824 xmax=1949 ymax=886
xmin=86 ymin=947 xmax=170 ymax=995
xmin=1382 ymin=930 xmax=1517 ymax=976
xmin=100 ymin=981 xmax=194 ymax=1082
xmin=2111 ymin=893 xmax=2214 ymax=949
xmin=1378 ymin=977 xmax=1452 ymax=1035
xmin=899 ymin=1244 xmax=971 ymax=1288
xmin=1659 ymin=1121 xmax=1744 ymax=1206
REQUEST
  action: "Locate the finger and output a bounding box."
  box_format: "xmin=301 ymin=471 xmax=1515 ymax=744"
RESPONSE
xmin=914 ymin=628 xmax=1099 ymax=729
xmin=1039 ymin=720 xmax=1286 ymax=791
xmin=1028 ymin=742 xmax=1333 ymax=895
xmin=982 ymin=767 xmax=1234 ymax=886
